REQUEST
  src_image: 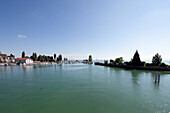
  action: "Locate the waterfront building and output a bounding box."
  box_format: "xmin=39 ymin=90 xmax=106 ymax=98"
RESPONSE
xmin=0 ymin=52 xmax=15 ymax=63
xmin=16 ymin=58 xmax=33 ymax=64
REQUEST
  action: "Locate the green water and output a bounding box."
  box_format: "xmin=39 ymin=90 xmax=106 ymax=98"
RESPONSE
xmin=0 ymin=64 xmax=170 ymax=113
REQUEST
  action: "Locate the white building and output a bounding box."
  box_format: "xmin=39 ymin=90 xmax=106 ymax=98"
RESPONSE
xmin=16 ymin=58 xmax=33 ymax=64
xmin=0 ymin=52 xmax=15 ymax=63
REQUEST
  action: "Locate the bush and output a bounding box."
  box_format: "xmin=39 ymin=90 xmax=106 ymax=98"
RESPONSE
xmin=110 ymin=59 xmax=114 ymax=64
xmin=144 ymin=63 xmax=152 ymax=67
xmin=159 ymin=63 xmax=167 ymax=67
xmin=124 ymin=61 xmax=132 ymax=66
xmin=140 ymin=61 xmax=146 ymax=66
xmin=104 ymin=60 xmax=108 ymax=65
xmin=115 ymin=57 xmax=123 ymax=65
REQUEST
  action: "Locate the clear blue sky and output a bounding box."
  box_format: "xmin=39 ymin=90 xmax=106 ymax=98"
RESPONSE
xmin=1 ymin=0 xmax=170 ymax=61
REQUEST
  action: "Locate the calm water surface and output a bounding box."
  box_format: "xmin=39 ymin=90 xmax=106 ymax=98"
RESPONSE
xmin=0 ymin=64 xmax=170 ymax=113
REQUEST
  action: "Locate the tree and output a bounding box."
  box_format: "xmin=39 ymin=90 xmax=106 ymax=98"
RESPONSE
xmin=115 ymin=57 xmax=123 ymax=65
xmin=38 ymin=55 xmax=44 ymax=62
xmin=104 ymin=60 xmax=108 ymax=64
xmin=57 ymin=54 xmax=62 ymax=61
xmin=34 ymin=53 xmax=37 ymax=61
xmin=57 ymin=57 xmax=59 ymax=61
xmin=54 ymin=54 xmax=56 ymax=60
xmin=152 ymin=53 xmax=162 ymax=66
xmin=159 ymin=63 xmax=167 ymax=67
xmin=110 ymin=59 xmax=114 ymax=64
xmin=89 ymin=55 xmax=92 ymax=63
xmin=10 ymin=54 xmax=15 ymax=57
xmin=37 ymin=55 xmax=53 ymax=62
xmin=37 ymin=55 xmax=41 ymax=61
xmin=30 ymin=53 xmax=35 ymax=61
xmin=64 ymin=58 xmax=68 ymax=61
xmin=44 ymin=56 xmax=49 ymax=62
xmin=0 ymin=58 xmax=1 ymax=63
xmin=83 ymin=59 xmax=88 ymax=62
xmin=58 ymin=54 xmax=63 ymax=61
xmin=22 ymin=51 xmax=25 ymax=58
xmin=144 ymin=63 xmax=152 ymax=67
xmin=132 ymin=50 xmax=142 ymax=66
xmin=30 ymin=53 xmax=37 ymax=61
xmin=48 ymin=56 xmax=54 ymax=62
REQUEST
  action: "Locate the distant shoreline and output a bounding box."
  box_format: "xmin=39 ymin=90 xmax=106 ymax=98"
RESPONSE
xmin=94 ymin=62 xmax=170 ymax=72
xmin=0 ymin=61 xmax=85 ymax=66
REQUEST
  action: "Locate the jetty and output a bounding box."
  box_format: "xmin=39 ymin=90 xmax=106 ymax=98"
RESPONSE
xmin=94 ymin=62 xmax=170 ymax=71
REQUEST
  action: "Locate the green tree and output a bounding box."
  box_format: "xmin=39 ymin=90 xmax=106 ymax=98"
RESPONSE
xmin=44 ymin=56 xmax=49 ymax=62
xmin=132 ymin=50 xmax=142 ymax=66
xmin=57 ymin=54 xmax=62 ymax=61
xmin=89 ymin=55 xmax=92 ymax=62
xmin=48 ymin=56 xmax=54 ymax=62
xmin=64 ymin=58 xmax=68 ymax=61
xmin=54 ymin=54 xmax=56 ymax=60
xmin=30 ymin=52 xmax=37 ymax=61
xmin=38 ymin=55 xmax=44 ymax=62
xmin=152 ymin=53 xmax=162 ymax=66
xmin=104 ymin=60 xmax=108 ymax=64
xmin=115 ymin=57 xmax=123 ymax=65
xmin=110 ymin=59 xmax=114 ymax=64
xmin=38 ymin=55 xmax=45 ymax=62
xmin=30 ymin=53 xmax=35 ymax=61
xmin=34 ymin=53 xmax=37 ymax=61
xmin=57 ymin=57 xmax=59 ymax=61
xmin=83 ymin=59 xmax=88 ymax=62
xmin=22 ymin=51 xmax=25 ymax=58
xmin=37 ymin=55 xmax=41 ymax=61
xmin=159 ymin=62 xmax=167 ymax=67
xmin=10 ymin=54 xmax=15 ymax=57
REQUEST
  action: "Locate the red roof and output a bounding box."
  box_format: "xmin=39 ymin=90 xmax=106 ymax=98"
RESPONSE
xmin=0 ymin=54 xmax=8 ymax=57
xmin=16 ymin=58 xmax=29 ymax=60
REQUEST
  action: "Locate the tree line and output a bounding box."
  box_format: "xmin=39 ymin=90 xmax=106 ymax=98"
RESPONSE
xmin=16 ymin=50 xmax=168 ymax=66
xmin=106 ymin=50 xmax=167 ymax=67
xmin=21 ymin=51 xmax=67 ymax=62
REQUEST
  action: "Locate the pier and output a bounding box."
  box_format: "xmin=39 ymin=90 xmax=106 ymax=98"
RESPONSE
xmin=94 ymin=62 xmax=170 ymax=72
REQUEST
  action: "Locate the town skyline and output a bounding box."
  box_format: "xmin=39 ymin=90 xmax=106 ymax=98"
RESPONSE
xmin=0 ymin=51 xmax=170 ymax=65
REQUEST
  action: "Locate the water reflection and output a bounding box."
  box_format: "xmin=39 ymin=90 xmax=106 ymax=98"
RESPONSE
xmin=0 ymin=65 xmax=51 ymax=72
xmin=0 ymin=66 xmax=15 ymax=72
xmin=58 ymin=64 xmax=63 ymax=73
xmin=154 ymin=82 xmax=160 ymax=89
xmin=109 ymin=67 xmax=115 ymax=75
xmin=88 ymin=64 xmax=92 ymax=75
xmin=109 ymin=67 xmax=123 ymax=76
xmin=130 ymin=70 xmax=164 ymax=84
xmin=33 ymin=65 xmax=51 ymax=69
xmin=130 ymin=70 xmax=141 ymax=84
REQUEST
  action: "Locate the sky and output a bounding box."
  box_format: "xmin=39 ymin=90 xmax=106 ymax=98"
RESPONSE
xmin=0 ymin=0 xmax=170 ymax=61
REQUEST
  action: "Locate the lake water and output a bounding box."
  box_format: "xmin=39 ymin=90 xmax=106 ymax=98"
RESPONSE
xmin=0 ymin=64 xmax=170 ymax=113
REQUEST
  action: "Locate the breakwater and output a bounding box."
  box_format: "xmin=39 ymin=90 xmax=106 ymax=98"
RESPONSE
xmin=94 ymin=62 xmax=170 ymax=71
